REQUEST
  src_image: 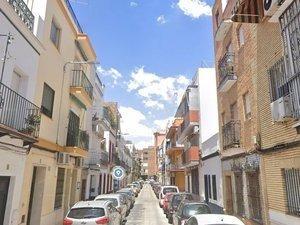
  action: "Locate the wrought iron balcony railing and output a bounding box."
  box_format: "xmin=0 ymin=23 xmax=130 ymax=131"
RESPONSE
xmin=218 ymin=52 xmax=236 ymax=86
xmin=222 ymin=120 xmax=241 ymax=150
xmin=0 ymin=82 xmax=40 ymax=139
xmin=71 ymin=70 xmax=93 ymax=100
xmin=100 ymin=151 xmax=109 ymax=164
xmin=7 ymin=0 xmax=35 ymax=31
xmin=66 ymin=128 xmax=89 ymax=150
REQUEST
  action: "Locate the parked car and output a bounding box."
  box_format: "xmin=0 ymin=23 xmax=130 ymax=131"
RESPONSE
xmin=132 ymin=181 xmax=142 ymax=189
xmin=159 ymin=186 xmax=179 ymax=207
xmin=116 ymin=192 xmax=131 ymax=215
xmin=183 ymin=214 xmax=245 ymax=225
xmin=172 ymin=201 xmax=211 ymax=225
xmin=167 ymin=193 xmax=194 ymax=223
xmin=94 ymin=194 xmax=128 ymax=222
xmin=117 ymin=188 xmax=135 ymax=208
xmin=63 ymin=200 xmax=122 ymax=225
xmin=163 ymin=192 xmax=176 ymax=213
xmin=127 ymin=184 xmax=139 ymax=196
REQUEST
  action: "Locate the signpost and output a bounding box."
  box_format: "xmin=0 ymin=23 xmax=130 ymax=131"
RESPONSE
xmin=112 ymin=166 xmax=125 ymax=191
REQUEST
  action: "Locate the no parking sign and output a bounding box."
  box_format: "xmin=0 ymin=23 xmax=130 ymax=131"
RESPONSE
xmin=112 ymin=166 xmax=125 ymax=180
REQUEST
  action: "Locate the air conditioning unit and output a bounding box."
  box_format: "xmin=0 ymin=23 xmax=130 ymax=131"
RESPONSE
xmin=57 ymin=152 xmax=70 ymax=165
xmin=271 ymin=95 xmax=292 ymax=122
xmin=75 ymin=157 xmax=84 ymax=167
xmin=264 ymin=0 xmax=280 ymax=16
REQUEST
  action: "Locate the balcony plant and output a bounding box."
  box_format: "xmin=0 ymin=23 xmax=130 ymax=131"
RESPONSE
xmin=23 ymin=113 xmax=41 ymax=135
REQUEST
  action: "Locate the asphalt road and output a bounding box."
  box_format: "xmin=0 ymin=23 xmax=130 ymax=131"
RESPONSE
xmin=126 ymin=184 xmax=169 ymax=225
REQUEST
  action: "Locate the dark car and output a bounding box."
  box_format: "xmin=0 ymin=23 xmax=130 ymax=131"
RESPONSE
xmin=172 ymin=201 xmax=211 ymax=225
xmin=167 ymin=193 xmax=194 ymax=223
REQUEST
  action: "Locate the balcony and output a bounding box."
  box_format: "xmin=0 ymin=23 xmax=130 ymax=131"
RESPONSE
xmin=177 ymin=111 xmax=199 ymax=144
xmin=182 ymin=146 xmax=199 ymax=168
xmin=167 ymin=162 xmax=184 ymax=172
xmin=89 ymin=150 xmax=109 ymax=166
xmin=166 ymin=141 xmax=184 ymax=156
xmin=66 ymin=129 xmax=89 ymax=157
xmin=70 ymin=70 xmax=93 ymax=107
xmin=222 ymin=120 xmax=241 ymax=150
xmin=0 ymin=82 xmax=40 ymax=144
xmin=218 ymin=52 xmax=237 ymax=92
xmin=7 ymin=0 xmax=35 ymax=31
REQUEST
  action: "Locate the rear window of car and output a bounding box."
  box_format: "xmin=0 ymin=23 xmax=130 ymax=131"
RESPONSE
xmin=163 ymin=187 xmax=178 ymax=194
xmin=67 ymin=207 xmax=105 ymax=219
xmin=96 ymin=198 xmax=118 ymax=207
xmin=183 ymin=204 xmax=211 ymax=217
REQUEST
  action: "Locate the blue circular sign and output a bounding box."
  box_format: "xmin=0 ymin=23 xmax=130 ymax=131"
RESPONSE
xmin=112 ymin=166 xmax=125 ymax=180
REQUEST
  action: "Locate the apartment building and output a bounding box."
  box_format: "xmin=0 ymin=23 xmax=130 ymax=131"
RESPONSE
xmin=213 ymin=0 xmax=300 ymax=224
xmin=0 ymin=1 xmax=43 ymax=224
xmin=84 ymin=74 xmax=108 ymax=199
xmin=175 ymin=84 xmax=200 ymax=197
xmin=140 ymin=146 xmax=156 ymax=178
xmin=0 ymin=0 xmax=101 ymax=224
xmin=165 ymin=119 xmax=185 ymax=191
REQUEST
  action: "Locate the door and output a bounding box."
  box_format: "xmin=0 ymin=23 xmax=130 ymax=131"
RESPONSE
xmin=70 ymin=169 xmax=77 ymax=206
xmin=225 ymin=176 xmax=233 ymax=214
xmin=27 ymin=167 xmax=46 ymax=225
xmin=204 ymin=175 xmax=209 ymax=202
xmin=247 ymin=171 xmax=262 ymax=222
xmin=0 ymin=176 xmax=10 ymax=225
xmin=81 ymin=179 xmax=86 ymax=201
xmin=64 ymin=169 xmax=72 ymax=216
xmin=235 ymin=172 xmax=244 ymax=216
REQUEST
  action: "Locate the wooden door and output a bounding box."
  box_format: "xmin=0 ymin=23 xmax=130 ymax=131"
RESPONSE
xmin=225 ymin=176 xmax=233 ymax=214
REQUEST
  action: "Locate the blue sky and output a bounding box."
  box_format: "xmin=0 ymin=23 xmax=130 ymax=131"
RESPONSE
xmin=70 ymin=0 xmax=215 ymax=148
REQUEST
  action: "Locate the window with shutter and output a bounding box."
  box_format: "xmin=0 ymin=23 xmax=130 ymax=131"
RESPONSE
xmin=41 ymin=83 xmax=55 ymax=118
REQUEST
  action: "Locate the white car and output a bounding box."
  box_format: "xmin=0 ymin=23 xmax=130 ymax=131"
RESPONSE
xmin=63 ymin=200 xmax=122 ymax=225
xmin=95 ymin=194 xmax=128 ymax=222
xmin=159 ymin=186 xmax=179 ymax=207
xmin=184 ymin=214 xmax=245 ymax=225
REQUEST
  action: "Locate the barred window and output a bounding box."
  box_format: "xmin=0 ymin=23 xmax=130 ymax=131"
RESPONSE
xmin=279 ymin=0 xmax=300 ymax=117
xmin=283 ymin=168 xmax=300 ymax=217
xmin=54 ymin=168 xmax=65 ymax=209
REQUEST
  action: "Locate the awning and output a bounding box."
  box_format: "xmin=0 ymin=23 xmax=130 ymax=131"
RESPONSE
xmin=231 ymin=0 xmax=264 ymax=23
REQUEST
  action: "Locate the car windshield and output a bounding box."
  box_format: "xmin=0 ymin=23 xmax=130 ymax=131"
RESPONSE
xmin=67 ymin=207 xmax=105 ymax=219
xmin=183 ymin=204 xmax=211 ymax=217
xmin=172 ymin=195 xmax=184 ymax=206
xmin=163 ymin=187 xmax=177 ymax=194
xmin=96 ymin=198 xmax=118 ymax=207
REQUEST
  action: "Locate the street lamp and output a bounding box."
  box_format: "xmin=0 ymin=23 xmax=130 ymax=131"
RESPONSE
xmin=0 ymin=33 xmax=13 ymax=83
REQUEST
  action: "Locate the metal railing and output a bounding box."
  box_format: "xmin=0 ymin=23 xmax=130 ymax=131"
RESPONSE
xmin=284 ymin=168 xmax=300 ymax=217
xmin=66 ymin=128 xmax=89 ymax=150
xmin=100 ymin=151 xmax=109 ymax=164
xmin=7 ymin=0 xmax=35 ymax=31
xmin=218 ymin=52 xmax=236 ymax=87
xmin=222 ymin=120 xmax=241 ymax=150
xmin=64 ymin=0 xmax=83 ymax=33
xmin=0 ymin=82 xmax=40 ymax=139
xmin=71 ymin=70 xmax=93 ymax=100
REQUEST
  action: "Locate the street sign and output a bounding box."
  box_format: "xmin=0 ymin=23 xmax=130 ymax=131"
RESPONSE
xmin=112 ymin=166 xmax=125 ymax=180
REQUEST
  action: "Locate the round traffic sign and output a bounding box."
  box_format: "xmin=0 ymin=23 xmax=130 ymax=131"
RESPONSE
xmin=112 ymin=166 xmax=125 ymax=180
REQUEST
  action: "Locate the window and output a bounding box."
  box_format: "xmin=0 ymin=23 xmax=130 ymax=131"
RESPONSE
xmin=208 ymin=175 xmax=211 ymax=198
xmin=67 ymin=207 xmax=105 ymax=219
xmin=212 ymin=175 xmax=217 ymax=201
xmin=54 ymin=168 xmax=65 ymax=209
xmin=279 ymin=0 xmax=300 ymax=118
xmin=243 ymin=92 xmax=251 ymax=120
xmin=230 ymin=102 xmax=238 ymax=121
xmin=50 ymin=19 xmax=61 ymax=48
xmin=238 ymin=26 xmax=245 ymax=46
xmin=283 ymin=168 xmax=300 ymax=216
xmin=41 ymin=83 xmax=55 ymax=118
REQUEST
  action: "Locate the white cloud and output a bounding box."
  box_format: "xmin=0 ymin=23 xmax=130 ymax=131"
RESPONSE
xmin=127 ymin=67 xmax=190 ymax=108
xmin=130 ymin=1 xmax=138 ymax=7
xmin=143 ymin=100 xmax=164 ymax=109
xmin=154 ymin=117 xmax=173 ymax=131
xmin=119 ymin=106 xmax=153 ymax=138
xmin=157 ymin=15 xmax=167 ymax=24
xmin=97 ymin=66 xmax=122 ymax=86
xmin=177 ymin=0 xmax=212 ymax=18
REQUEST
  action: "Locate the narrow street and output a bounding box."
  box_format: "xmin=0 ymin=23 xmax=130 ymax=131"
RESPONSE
xmin=126 ymin=184 xmax=169 ymax=225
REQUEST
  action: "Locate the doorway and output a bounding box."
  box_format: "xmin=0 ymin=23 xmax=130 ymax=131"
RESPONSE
xmin=234 ymin=172 xmax=244 ymax=216
xmin=247 ymin=171 xmax=262 ymax=223
xmin=27 ymin=166 xmax=46 ymax=225
xmin=63 ymin=169 xmax=72 ymax=216
xmin=0 ymin=176 xmax=10 ymax=225
xmin=81 ymin=179 xmax=86 ymax=201
xmin=70 ymin=169 xmax=77 ymax=207
xmin=225 ymin=176 xmax=233 ymax=214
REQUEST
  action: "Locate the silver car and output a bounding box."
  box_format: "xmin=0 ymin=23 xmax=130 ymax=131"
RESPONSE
xmin=95 ymin=194 xmax=128 ymax=222
xmin=63 ymin=200 xmax=121 ymax=225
